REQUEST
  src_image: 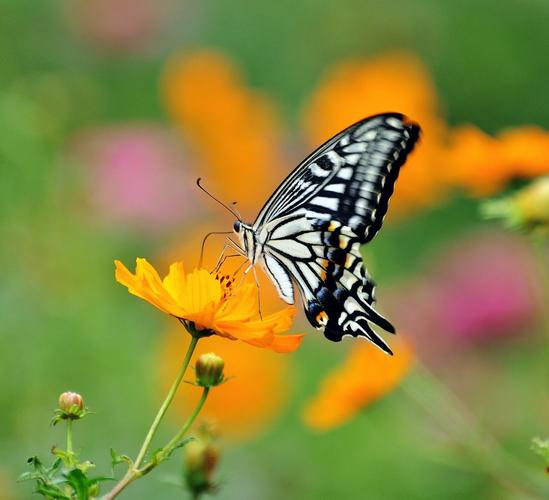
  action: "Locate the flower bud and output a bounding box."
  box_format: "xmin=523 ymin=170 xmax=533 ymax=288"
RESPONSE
xmin=482 ymin=176 xmax=549 ymax=233
xmin=195 ymin=353 xmax=224 ymax=387
xmin=184 ymin=438 xmax=219 ymax=496
xmin=58 ymin=392 xmax=84 ymax=419
xmin=514 ymin=177 xmax=549 ymax=228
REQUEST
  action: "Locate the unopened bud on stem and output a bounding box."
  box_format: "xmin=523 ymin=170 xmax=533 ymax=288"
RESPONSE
xmin=195 ymin=353 xmax=225 ymax=388
xmin=57 ymin=392 xmax=84 ymax=420
xmin=184 ymin=438 xmax=220 ymax=496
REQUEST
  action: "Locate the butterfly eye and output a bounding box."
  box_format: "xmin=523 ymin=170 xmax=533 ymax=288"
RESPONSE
xmin=233 ymin=221 xmax=241 ymax=233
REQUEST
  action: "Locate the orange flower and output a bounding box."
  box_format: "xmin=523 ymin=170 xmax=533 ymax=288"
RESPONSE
xmin=446 ymin=125 xmax=549 ymax=195
xmin=163 ymin=50 xmax=287 ymax=214
xmin=161 ymin=330 xmax=293 ymax=440
xmin=302 ymin=53 xmax=449 ymax=215
xmin=115 ymin=258 xmax=305 ymax=352
xmin=161 ymin=224 xmax=290 ymax=313
xmin=303 ymin=341 xmax=413 ymax=431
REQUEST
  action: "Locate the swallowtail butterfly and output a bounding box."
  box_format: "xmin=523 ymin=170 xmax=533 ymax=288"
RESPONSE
xmin=232 ymin=113 xmax=420 ymax=354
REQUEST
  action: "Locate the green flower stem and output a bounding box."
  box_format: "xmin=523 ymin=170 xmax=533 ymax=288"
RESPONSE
xmin=161 ymin=387 xmax=210 ymax=458
xmin=133 ymin=387 xmax=210 ymax=478
xmin=103 ymin=335 xmax=199 ymax=500
xmin=66 ymin=419 xmax=75 ymax=468
xmin=134 ymin=335 xmax=199 ymax=469
xmin=403 ymin=363 xmax=549 ymax=498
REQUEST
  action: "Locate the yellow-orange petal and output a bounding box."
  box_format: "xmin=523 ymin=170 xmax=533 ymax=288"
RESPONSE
xmin=180 ymin=269 xmax=222 ymax=314
xmin=115 ymin=259 xmax=170 ymax=312
xmin=260 ymin=333 xmax=306 ymax=353
xmin=114 ymin=259 xmax=140 ymax=293
xmin=214 ymin=306 xmax=298 ymax=343
xmin=115 ymin=259 xmax=188 ymax=318
xmin=214 ymin=318 xmax=274 ymax=342
xmin=216 ymin=282 xmax=258 ymax=323
xmin=135 ymin=258 xmax=180 ymax=310
xmin=303 ymin=340 xmax=414 ymax=431
xmin=161 ymin=261 xmax=187 ymax=304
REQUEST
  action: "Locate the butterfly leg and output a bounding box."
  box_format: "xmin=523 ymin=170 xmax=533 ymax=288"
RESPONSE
xmin=251 ymin=266 xmax=263 ymax=320
xmin=211 ymin=253 xmax=241 ymax=274
xmin=210 ymin=243 xmax=232 ymax=273
xmin=211 ymin=237 xmax=246 ymax=274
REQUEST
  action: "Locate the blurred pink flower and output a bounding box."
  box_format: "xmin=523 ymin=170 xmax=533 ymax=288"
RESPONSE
xmin=65 ymin=0 xmax=178 ymax=53
xmin=430 ymin=231 xmax=541 ymax=342
xmin=71 ymin=123 xmax=198 ymax=233
xmin=388 ymin=231 xmax=541 ymax=347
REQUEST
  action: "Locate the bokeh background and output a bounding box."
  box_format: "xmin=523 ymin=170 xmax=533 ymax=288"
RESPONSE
xmin=2 ymin=0 xmax=549 ymax=498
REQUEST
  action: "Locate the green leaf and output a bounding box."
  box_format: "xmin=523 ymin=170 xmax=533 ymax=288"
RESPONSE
xmin=64 ymin=468 xmax=90 ymax=500
xmin=151 ymin=437 xmax=194 ymax=465
xmin=17 ymin=471 xmax=42 ymax=482
xmin=88 ymin=475 xmax=115 ymax=485
xmin=18 ymin=456 xmax=48 ymax=482
xmin=49 ymin=457 xmax=64 ymax=476
xmin=35 ymin=483 xmax=71 ymax=499
xmin=110 ymin=448 xmax=132 ymax=469
xmin=166 ymin=437 xmax=194 ymax=459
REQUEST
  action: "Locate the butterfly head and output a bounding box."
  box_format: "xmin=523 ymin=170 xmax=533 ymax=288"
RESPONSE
xmin=233 ymin=220 xmax=258 ymax=263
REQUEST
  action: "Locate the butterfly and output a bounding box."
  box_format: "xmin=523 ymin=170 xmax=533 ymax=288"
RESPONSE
xmin=230 ymin=113 xmax=420 ymax=354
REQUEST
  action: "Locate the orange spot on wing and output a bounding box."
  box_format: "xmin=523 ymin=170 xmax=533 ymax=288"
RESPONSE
xmin=316 ymin=311 xmax=328 ymax=325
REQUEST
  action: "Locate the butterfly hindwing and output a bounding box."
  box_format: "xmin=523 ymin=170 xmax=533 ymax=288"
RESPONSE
xmin=262 ymin=216 xmax=394 ymax=353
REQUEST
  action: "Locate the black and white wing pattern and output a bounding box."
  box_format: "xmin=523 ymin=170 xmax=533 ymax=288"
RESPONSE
xmin=250 ymin=113 xmax=420 ymax=354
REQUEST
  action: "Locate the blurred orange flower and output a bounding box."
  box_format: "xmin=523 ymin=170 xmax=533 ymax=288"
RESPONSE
xmin=164 ymin=48 xmax=549 ymax=221
xmin=161 ymin=330 xmax=293 ymax=440
xmin=302 ymin=53 xmax=449 ymax=214
xmin=303 ymin=341 xmax=413 ymax=431
xmin=115 ymin=258 xmax=305 ymax=352
xmin=446 ymin=125 xmax=549 ymax=196
xmin=163 ymin=50 xmax=287 ymax=215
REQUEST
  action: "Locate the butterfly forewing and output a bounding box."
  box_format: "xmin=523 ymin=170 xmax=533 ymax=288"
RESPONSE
xmin=246 ymin=113 xmax=420 ymax=353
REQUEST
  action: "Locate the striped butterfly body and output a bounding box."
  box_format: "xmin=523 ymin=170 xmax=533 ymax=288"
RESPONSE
xmin=233 ymin=113 xmax=420 ymax=354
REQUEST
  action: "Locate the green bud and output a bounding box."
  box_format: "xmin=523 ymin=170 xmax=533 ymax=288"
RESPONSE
xmin=58 ymin=392 xmax=84 ymax=420
xmin=195 ymin=353 xmax=225 ymax=388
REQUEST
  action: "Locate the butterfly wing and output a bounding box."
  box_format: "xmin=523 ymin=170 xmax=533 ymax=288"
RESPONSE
xmin=254 ymin=113 xmax=420 ymax=353
xmin=254 ymin=112 xmax=420 ymax=243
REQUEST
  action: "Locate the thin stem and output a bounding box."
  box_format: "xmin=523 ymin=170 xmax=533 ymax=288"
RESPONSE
xmin=66 ymin=420 xmax=75 ymax=467
xmin=134 ymin=335 xmax=198 ymax=469
xmin=162 ymin=388 xmax=209 ymax=457
xmin=103 ymin=335 xmax=199 ymax=500
xmin=137 ymin=387 xmax=211 ymax=478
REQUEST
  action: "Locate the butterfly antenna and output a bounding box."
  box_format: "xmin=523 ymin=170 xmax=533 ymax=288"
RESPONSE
xmin=231 ymin=201 xmax=242 ymax=220
xmin=199 ymin=231 xmax=233 ymax=269
xmin=196 ymin=178 xmax=241 ymax=220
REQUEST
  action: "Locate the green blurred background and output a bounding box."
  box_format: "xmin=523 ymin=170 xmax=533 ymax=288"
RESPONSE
xmin=1 ymin=0 xmax=549 ymax=498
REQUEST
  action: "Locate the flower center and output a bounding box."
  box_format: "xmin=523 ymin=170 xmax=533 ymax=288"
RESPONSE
xmin=215 ymin=273 xmax=234 ymax=300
